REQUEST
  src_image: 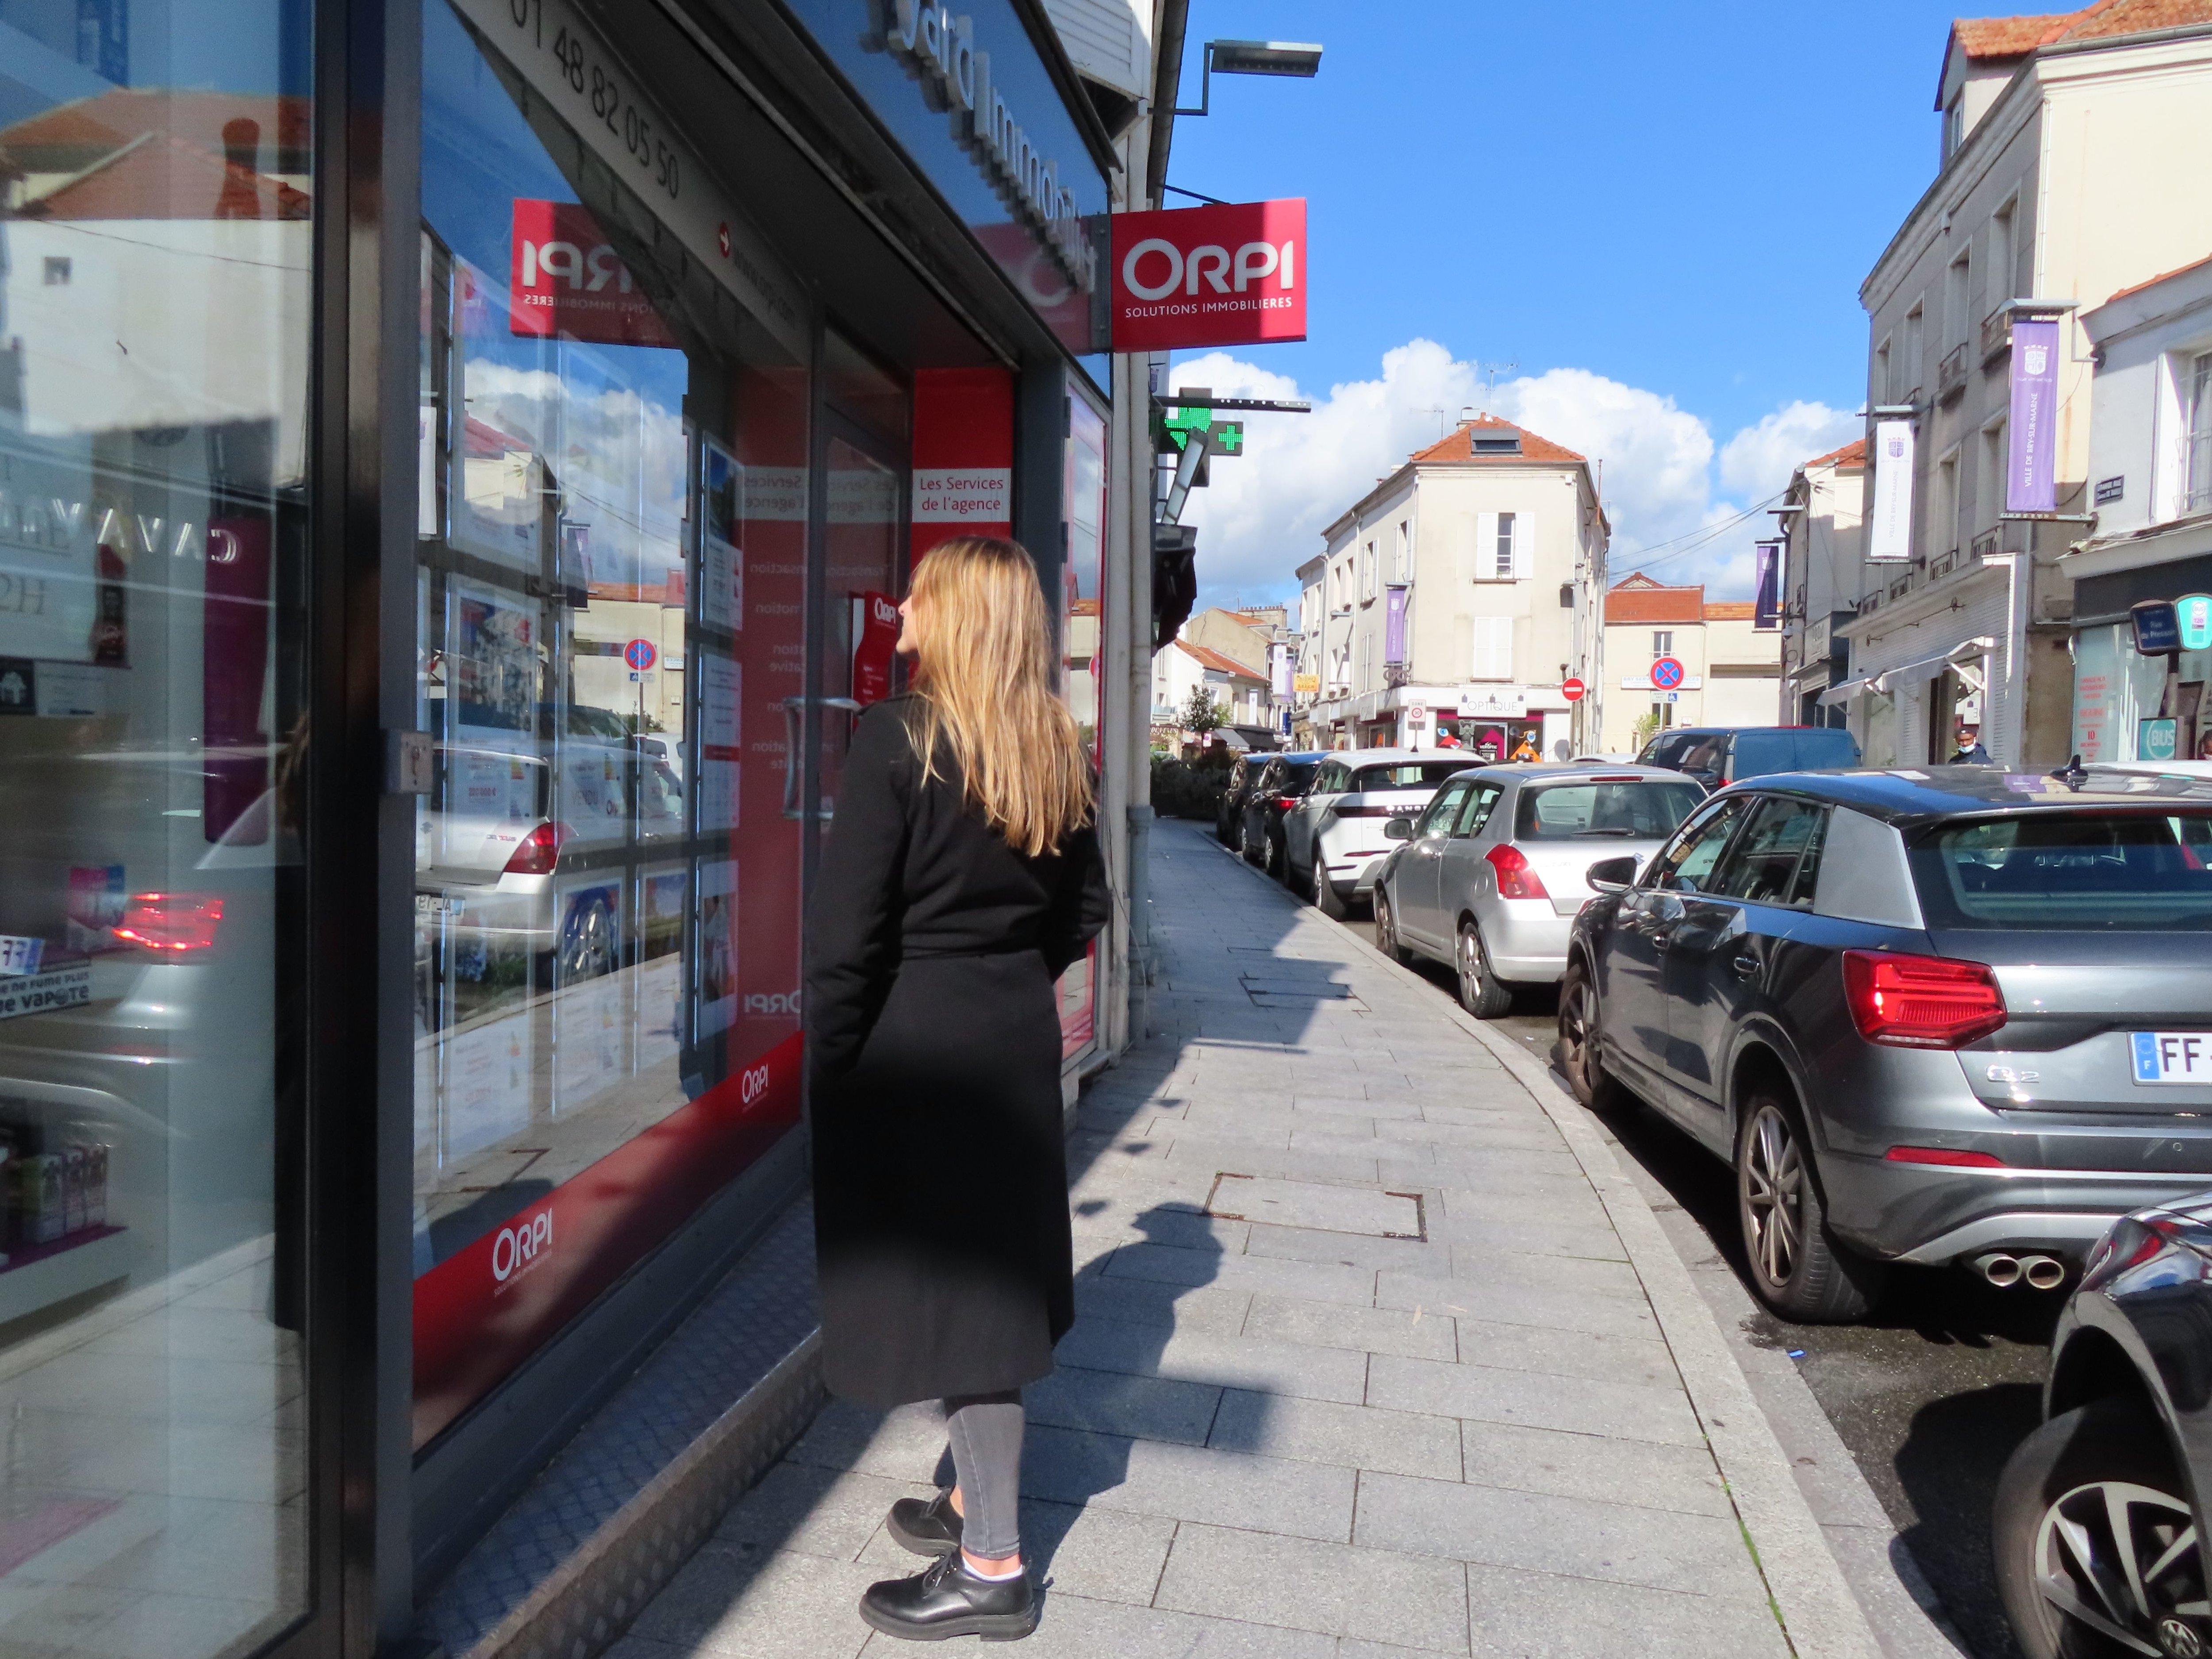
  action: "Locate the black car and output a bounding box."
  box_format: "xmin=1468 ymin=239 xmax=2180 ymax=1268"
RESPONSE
xmin=1216 ymin=754 xmax=1265 ymax=846
xmin=1238 ymin=752 xmax=1327 ymax=879
xmin=1639 ymin=725 xmax=1860 ymax=788
xmin=1994 ymin=1196 xmax=2212 ymax=1658
xmin=1559 ymin=767 xmax=2212 ymax=1323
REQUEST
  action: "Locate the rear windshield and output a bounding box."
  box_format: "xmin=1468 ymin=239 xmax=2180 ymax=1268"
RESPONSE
xmin=1282 ymin=761 xmax=1319 ymax=791
xmin=1731 ymin=729 xmax=1860 ymax=778
xmin=1514 ymin=780 xmax=1708 ymax=841
xmin=1351 ymin=762 xmax=1474 ymax=791
xmin=1909 ymin=812 xmax=2212 ymax=929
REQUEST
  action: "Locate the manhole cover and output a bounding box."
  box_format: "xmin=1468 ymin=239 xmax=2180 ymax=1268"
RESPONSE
xmin=1203 ymin=1174 xmax=1426 ymax=1240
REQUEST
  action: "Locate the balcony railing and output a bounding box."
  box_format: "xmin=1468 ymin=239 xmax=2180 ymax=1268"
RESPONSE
xmin=1980 ymin=305 xmax=2013 ymax=365
xmin=1936 ymin=342 xmax=1969 ymax=404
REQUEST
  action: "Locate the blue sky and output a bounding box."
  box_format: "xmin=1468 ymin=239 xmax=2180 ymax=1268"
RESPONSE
xmin=1161 ymin=0 xmax=2024 ymax=605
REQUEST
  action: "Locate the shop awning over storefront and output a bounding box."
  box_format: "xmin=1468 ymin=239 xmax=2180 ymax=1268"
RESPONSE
xmin=1825 ymin=637 xmax=1996 ymax=705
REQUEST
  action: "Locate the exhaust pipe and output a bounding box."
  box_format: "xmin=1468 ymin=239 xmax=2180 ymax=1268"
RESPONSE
xmin=1975 ymin=1253 xmax=2023 ymax=1287
xmin=2022 ymin=1255 xmax=2066 ymax=1291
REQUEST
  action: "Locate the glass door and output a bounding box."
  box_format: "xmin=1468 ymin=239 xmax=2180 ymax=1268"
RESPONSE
xmin=814 ymin=427 xmax=905 ymax=825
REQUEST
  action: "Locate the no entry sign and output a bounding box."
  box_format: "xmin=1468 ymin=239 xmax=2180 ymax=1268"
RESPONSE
xmin=1110 ymin=198 xmax=1306 ymax=353
xmin=1650 ymin=657 xmax=1685 ymax=691
xmin=624 ymin=638 xmax=658 ymax=672
xmin=1561 ymin=677 xmax=1586 ymax=702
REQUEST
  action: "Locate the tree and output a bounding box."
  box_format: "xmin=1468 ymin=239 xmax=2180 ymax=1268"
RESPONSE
xmin=1179 ymin=683 xmax=1224 ymax=737
xmin=1632 ymin=707 xmax=1664 ymax=751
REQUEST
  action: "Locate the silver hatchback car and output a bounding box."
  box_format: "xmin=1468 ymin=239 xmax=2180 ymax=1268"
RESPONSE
xmin=1371 ymin=764 xmax=1707 ymax=1017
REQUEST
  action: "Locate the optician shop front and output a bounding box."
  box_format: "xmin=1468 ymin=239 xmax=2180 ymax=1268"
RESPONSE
xmin=0 ymin=0 xmax=1118 ymax=1651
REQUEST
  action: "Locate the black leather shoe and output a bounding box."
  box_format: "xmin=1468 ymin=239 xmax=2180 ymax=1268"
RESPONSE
xmin=886 ymin=1489 xmax=963 ymax=1557
xmin=858 ymin=1552 xmax=1036 ymax=1642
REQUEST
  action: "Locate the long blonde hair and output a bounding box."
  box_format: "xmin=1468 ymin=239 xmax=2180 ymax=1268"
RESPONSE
xmin=905 ymin=536 xmax=1094 ymax=857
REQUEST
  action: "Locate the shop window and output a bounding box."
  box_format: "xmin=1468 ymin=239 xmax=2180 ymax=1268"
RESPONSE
xmin=0 ymin=0 xmax=314 ymax=1648
xmin=2189 ymin=351 xmax=2212 ymax=515
xmin=1058 ymin=395 xmax=1107 ymax=1061
xmin=410 ymin=0 xmax=813 ymax=1449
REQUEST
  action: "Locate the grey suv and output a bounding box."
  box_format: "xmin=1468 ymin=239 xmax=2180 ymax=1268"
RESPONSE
xmin=1560 ymin=767 xmax=2212 ymax=1322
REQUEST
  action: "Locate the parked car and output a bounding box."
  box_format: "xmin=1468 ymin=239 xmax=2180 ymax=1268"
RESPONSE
xmin=1238 ymin=752 xmax=1328 ymax=879
xmin=1281 ymin=751 xmax=1480 ymax=917
xmin=1215 ymin=754 xmax=1266 ymax=846
xmin=1993 ymin=1194 xmax=2212 ymax=1659
xmin=1558 ymin=766 xmax=2212 ymax=1323
xmin=1371 ymin=764 xmax=1707 ymax=1018
xmin=1639 ymin=725 xmax=1861 ymax=787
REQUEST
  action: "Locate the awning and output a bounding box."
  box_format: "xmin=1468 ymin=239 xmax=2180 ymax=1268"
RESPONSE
xmin=1816 ymin=677 xmax=1871 ymax=707
xmin=1867 ymin=636 xmax=1997 ymax=695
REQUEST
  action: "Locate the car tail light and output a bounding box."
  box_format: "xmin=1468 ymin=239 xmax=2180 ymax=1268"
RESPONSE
xmin=1588 ymin=774 xmax=1643 ymax=783
xmin=112 ymin=892 xmax=223 ymax=953
xmin=1275 ymin=795 xmax=1300 ymax=810
xmin=503 ymin=822 xmax=575 ymax=876
xmin=1486 ymin=843 xmax=1549 ymax=899
xmin=1842 ymin=950 xmax=2007 ymax=1048
xmin=1883 ymin=1145 xmax=2007 ymax=1168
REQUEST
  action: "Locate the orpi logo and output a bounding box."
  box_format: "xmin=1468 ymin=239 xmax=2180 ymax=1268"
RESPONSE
xmin=872 ymin=595 xmax=899 ymax=628
xmin=492 ymin=1209 xmax=553 ymax=1284
xmin=742 ymin=989 xmax=800 ymax=1016
xmin=1120 ymin=236 xmax=1293 ymax=302
xmin=738 ymin=1062 xmax=772 ymax=1106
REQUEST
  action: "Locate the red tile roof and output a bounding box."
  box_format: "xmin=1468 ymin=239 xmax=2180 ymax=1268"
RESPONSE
xmin=1806 ymin=437 xmax=1867 ymax=470
xmin=1704 ymin=602 xmax=1757 ymax=621
xmin=1605 ymin=578 xmax=1705 ymax=626
xmin=2103 ymin=251 xmax=2212 ymax=305
xmin=1409 ymin=414 xmax=1586 ymax=467
xmin=1175 ymin=640 xmax=1264 ymax=679
xmin=1951 ymin=1 xmax=2212 ymax=64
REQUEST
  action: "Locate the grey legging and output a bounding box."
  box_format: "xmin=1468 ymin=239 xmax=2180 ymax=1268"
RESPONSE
xmin=944 ymin=1390 xmax=1023 ymax=1561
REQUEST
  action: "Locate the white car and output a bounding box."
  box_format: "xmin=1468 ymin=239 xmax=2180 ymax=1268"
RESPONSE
xmin=1282 ymin=750 xmax=1482 ymax=917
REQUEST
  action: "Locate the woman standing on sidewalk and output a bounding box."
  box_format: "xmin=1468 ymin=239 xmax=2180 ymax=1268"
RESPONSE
xmin=807 ymin=535 xmax=1109 ymax=1644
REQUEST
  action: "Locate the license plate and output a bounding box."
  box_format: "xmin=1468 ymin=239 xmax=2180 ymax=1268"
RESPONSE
xmin=2132 ymin=1032 xmax=2212 ymax=1084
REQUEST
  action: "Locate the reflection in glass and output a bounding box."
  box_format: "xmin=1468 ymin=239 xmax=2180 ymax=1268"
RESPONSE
xmin=0 ymin=1 xmax=313 ymax=1650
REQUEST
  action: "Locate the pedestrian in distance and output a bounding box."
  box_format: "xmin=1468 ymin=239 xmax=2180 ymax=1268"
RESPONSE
xmin=806 ymin=534 xmax=1110 ymax=1644
xmin=1949 ymin=723 xmax=1991 ymax=764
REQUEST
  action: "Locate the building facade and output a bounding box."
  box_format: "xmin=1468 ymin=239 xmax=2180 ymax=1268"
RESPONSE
xmin=1775 ymin=438 xmax=1866 ymax=723
xmin=0 ymin=0 xmax=1170 ymax=1651
xmin=1598 ymin=577 xmax=1784 ymax=752
xmin=1837 ymin=3 xmax=2212 ymax=768
xmin=2066 ymin=253 xmax=2212 ymax=761
xmin=1302 ymin=417 xmax=1608 ymax=757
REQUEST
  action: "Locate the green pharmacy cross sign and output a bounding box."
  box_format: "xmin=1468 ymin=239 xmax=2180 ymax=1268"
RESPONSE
xmin=1156 ymin=404 xmax=1243 ymax=456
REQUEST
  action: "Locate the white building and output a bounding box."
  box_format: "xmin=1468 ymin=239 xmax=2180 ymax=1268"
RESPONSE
xmin=2064 ymin=253 xmax=2212 ymax=761
xmin=1598 ymin=577 xmax=1784 ymax=753
xmin=1774 ymin=438 xmax=1865 ymax=724
xmin=1150 ymin=637 xmax=1270 ymax=734
xmin=1303 ymin=417 xmax=1608 ymax=756
xmin=1838 ymin=2 xmax=2212 ymax=768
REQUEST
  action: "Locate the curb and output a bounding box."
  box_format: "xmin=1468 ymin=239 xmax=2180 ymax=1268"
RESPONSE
xmin=1194 ymin=828 xmax=1882 ymax=1659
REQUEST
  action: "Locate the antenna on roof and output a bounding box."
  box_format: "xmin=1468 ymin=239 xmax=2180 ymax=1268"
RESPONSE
xmin=1476 ymin=361 xmax=1518 ymax=414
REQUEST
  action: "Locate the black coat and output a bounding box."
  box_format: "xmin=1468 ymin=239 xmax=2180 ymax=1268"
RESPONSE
xmin=806 ymin=695 xmax=1110 ymax=1408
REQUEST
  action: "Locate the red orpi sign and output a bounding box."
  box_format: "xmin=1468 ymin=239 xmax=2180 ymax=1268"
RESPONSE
xmin=1110 ymin=198 xmax=1306 ymax=353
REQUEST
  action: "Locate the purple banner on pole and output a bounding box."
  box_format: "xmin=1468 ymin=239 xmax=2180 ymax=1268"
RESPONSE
xmin=2007 ymin=316 xmax=2061 ymax=515
xmin=1754 ymin=543 xmax=1781 ymax=630
xmin=1383 ymin=585 xmax=1408 ymax=664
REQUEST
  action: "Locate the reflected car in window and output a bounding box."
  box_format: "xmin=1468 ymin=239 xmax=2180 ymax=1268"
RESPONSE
xmin=1371 ymin=764 xmax=1705 ymax=1018
xmin=1558 ymin=767 xmax=2212 ymax=1324
xmin=1282 ymin=751 xmax=1482 ymax=918
xmin=1638 ymin=725 xmax=1861 ymax=788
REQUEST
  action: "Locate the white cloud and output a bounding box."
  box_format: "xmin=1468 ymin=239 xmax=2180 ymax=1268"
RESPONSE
xmin=1169 ymin=340 xmax=1851 ymax=610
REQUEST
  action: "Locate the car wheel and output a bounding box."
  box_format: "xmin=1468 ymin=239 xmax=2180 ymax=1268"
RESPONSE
xmin=1995 ymin=1402 xmax=2203 ymax=1659
xmin=1241 ymin=822 xmax=1263 ymax=866
xmin=556 ymin=894 xmax=615 ymax=985
xmin=1455 ymin=922 xmax=1513 ymax=1019
xmin=1557 ymin=956 xmax=1624 ymax=1114
xmin=1373 ymin=888 xmax=1410 ymax=964
xmin=1315 ymin=873 xmax=1348 ymax=918
xmin=1735 ymin=1093 xmax=1884 ymax=1322
xmin=1266 ymin=832 xmax=1287 ymax=883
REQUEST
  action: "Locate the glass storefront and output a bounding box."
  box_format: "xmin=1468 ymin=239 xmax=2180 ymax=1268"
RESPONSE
xmin=1058 ymin=393 xmax=1106 ymax=1058
xmin=0 ymin=1 xmax=313 ymax=1650
xmin=409 ymin=0 xmax=812 ymax=1448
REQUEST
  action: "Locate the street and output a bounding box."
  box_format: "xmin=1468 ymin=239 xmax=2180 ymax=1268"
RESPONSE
xmin=1312 ymin=890 xmax=2056 ymax=1659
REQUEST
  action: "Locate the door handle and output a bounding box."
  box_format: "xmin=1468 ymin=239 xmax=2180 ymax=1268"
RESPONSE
xmin=1732 ymin=952 xmax=1760 ymax=980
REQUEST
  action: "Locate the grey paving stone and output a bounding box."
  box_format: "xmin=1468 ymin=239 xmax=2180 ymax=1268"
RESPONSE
xmin=1105 ymin=1243 xmax=1379 ymax=1308
xmin=1071 ymin=1275 xmax=1254 ymax=1336
xmin=1354 ymin=1471 xmax=1771 ymax=1603
xmin=785 ymin=1401 xmax=946 ymax=1481
xmin=1241 ymin=1224 xmax=1450 ymax=1276
xmin=1373 ymin=1119 xmax=1567 ymax=1155
xmin=1055 ymin=1318 xmax=1373 ymax=1405
xmin=1367 ymin=1353 xmax=1707 ymax=1449
xmin=1445 ymin=1318 xmax=1678 ymax=1390
xmin=1023 ymin=1425 xmax=1357 ymax=1542
xmin=1165 ymin=1142 xmax=1385 ymax=1184
xmin=625 ymin=1544 xmax=879 ymax=1657
xmin=1457 ymin=1419 xmax=1732 ymax=1518
xmin=1155 ymin=1523 xmax=1470 ymax=1653
xmin=1293 ymin=1091 xmax=1428 ymax=1121
xmin=1458 ymin=1561 xmax=1791 ymax=1657
xmin=1375 ymin=1272 xmax=1660 ymax=1342
xmin=868 ymin=1587 xmax=1338 ymax=1657
xmin=1209 ymin=1390 xmax=1461 ymax=1480
xmin=1434 ymin=1185 xmax=1612 ymax=1230
xmin=712 ymin=1463 xmax=928 ymax=1561
xmin=1240 ymin=1293 xmax=1458 ymax=1361
xmin=1442 ymin=1245 xmax=1647 ymax=1300
xmin=1026 ymin=1363 xmax=1223 ymax=1446
xmin=1425 ymin=1209 xmax=1627 ymax=1263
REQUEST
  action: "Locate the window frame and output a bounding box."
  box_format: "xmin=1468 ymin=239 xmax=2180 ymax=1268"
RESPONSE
xmin=1641 ymin=794 xmax=1757 ymax=893
xmin=1706 ymin=796 xmax=1830 ymax=910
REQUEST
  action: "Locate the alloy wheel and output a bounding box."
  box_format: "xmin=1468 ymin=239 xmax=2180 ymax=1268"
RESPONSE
xmin=557 ymin=897 xmax=614 ymax=983
xmin=2034 ymin=1477 xmax=2206 ymax=1655
xmin=1743 ymin=1104 xmax=1804 ymax=1289
xmin=1374 ymin=892 xmax=1395 ymax=956
xmin=1560 ymin=979 xmax=1593 ymax=1085
xmin=1457 ymin=929 xmax=1481 ymax=1003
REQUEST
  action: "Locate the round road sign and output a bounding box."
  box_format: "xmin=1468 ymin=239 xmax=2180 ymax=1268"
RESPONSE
xmin=1562 ymin=677 xmax=1586 ymax=703
xmin=1650 ymin=656 xmax=1685 ymax=691
xmin=624 ymin=638 xmax=658 ymax=672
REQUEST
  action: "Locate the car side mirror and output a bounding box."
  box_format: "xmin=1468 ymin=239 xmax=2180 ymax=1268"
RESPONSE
xmin=1383 ymin=816 xmax=1414 ymax=841
xmin=1586 ymin=855 xmax=1638 ymax=893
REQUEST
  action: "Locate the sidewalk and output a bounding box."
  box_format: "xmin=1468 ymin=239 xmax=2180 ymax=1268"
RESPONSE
xmin=603 ymin=818 xmax=1881 ymax=1657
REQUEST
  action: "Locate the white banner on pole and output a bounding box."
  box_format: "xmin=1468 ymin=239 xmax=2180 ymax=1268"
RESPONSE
xmin=1868 ymin=419 xmax=1915 ymax=562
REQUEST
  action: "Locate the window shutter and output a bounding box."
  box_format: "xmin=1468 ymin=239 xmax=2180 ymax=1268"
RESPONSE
xmin=1512 ymin=511 xmax=1534 ymax=580
xmin=1476 ymin=513 xmax=1498 ymax=580
xmin=1471 ymin=615 xmax=1514 ymax=681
